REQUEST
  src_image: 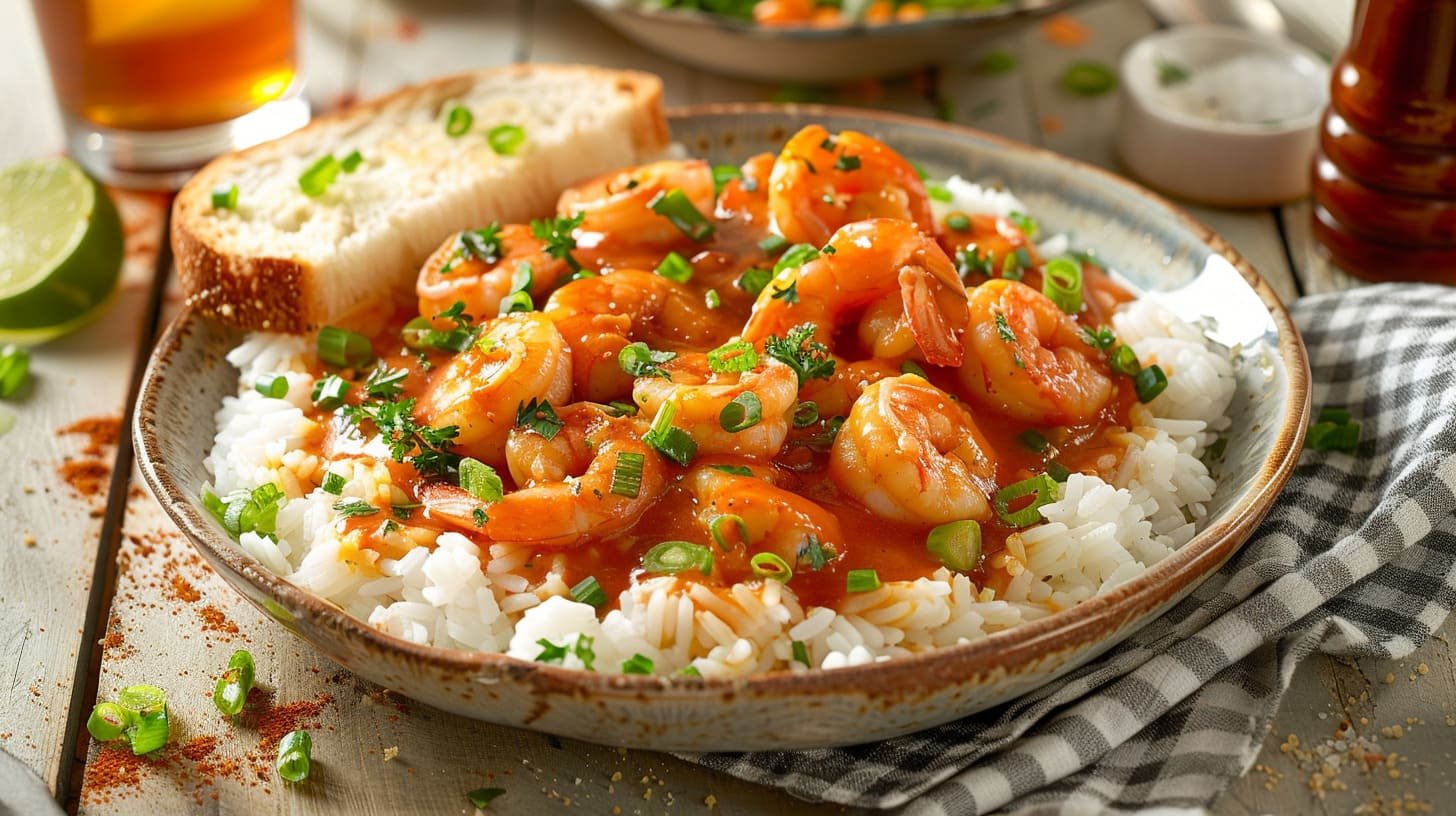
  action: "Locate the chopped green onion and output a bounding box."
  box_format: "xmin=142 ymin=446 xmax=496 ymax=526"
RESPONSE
xmin=570 ymin=575 xmax=608 ymax=607
xmin=1081 ymin=326 xmax=1116 ymax=351
xmin=1307 ymin=420 xmax=1361 ymax=453
xmin=333 ymin=497 xmax=379 ymax=518
xmin=719 ymin=392 xmax=763 ymax=433
xmin=750 ymin=552 xmax=793 ymax=583
xmin=926 ymin=182 xmax=953 ymax=203
xmin=316 ymin=326 xmax=374 ymax=368
xmin=621 ymin=654 xmax=655 ymax=675
xmin=1134 ymin=365 xmax=1168 ymax=403
xmin=129 ymin=706 xmax=169 ymax=755
xmin=204 ymin=483 xmax=285 ymax=539
xmin=926 ymin=520 xmax=982 ymax=572
xmin=993 ymin=474 xmax=1057 ymax=527
xmin=1018 ymin=429 xmax=1053 ymax=454
xmin=609 ymin=451 xmax=645 ymax=498
xmin=978 ymin=49 xmax=1018 ymax=74
xmin=444 ymin=104 xmax=474 ymax=137
xmin=792 ymin=401 xmax=819 ymax=428
xmin=1060 ymin=61 xmax=1118 ymax=96
xmin=604 ymin=400 xmax=638 ymax=417
xmin=1047 ymin=462 xmax=1073 ymax=482
xmin=791 ymin=640 xmax=811 ymax=667
xmin=1157 ymin=59 xmax=1191 ymax=87
xmin=618 ymin=342 xmax=676 ymax=378
xmin=276 ymin=730 xmax=312 ymax=782
xmin=711 ymin=464 xmax=754 ymax=477
xmin=534 ymin=638 xmax=567 ymax=664
xmin=647 ymin=188 xmax=714 ymax=241
xmin=737 ymin=267 xmax=772 ymax=296
xmin=846 ymin=569 xmax=881 ymax=593
xmin=705 ymin=288 xmax=722 ymax=309
xmin=487 ymin=123 xmax=527 ymax=155
xmin=644 ymin=402 xmax=697 ymax=466
xmin=1109 ymin=345 xmax=1140 ymax=377
xmin=298 ymin=154 xmax=341 ymax=197
xmin=340 ymin=150 xmax=364 ymax=173
xmin=642 ymin=540 xmax=713 ymax=575
xmin=770 ymin=281 xmax=799 ymax=304
xmin=1042 ymin=257 xmax=1083 ymax=314
xmin=116 ymin=684 xmax=166 ymax=715
xmin=213 ymin=649 xmax=256 ymax=717
xmin=254 ymin=374 xmax=289 ymax=399
xmin=498 ymin=290 xmax=534 ymax=316
xmin=515 ymin=398 xmax=564 ymax=440
xmin=676 ymin=665 xmax=701 ymax=678
xmin=1007 ymin=211 xmax=1039 ymax=239
xmin=363 ymin=363 xmax=408 ymax=400
xmin=509 ymin=262 xmax=533 ymax=295
xmin=310 ymin=375 xmax=349 ymax=410
xmin=945 ymin=213 xmax=970 ymax=232
xmin=759 ymin=234 xmax=789 ymax=255
xmin=900 ymin=360 xmax=928 ymax=379
xmin=706 ymin=340 xmax=759 ymax=374
xmin=772 ymin=243 xmax=820 ymax=276
xmin=834 ymin=154 xmax=862 ymax=171
xmin=211 ymin=184 xmax=239 ymax=210
xmin=1318 ymin=407 xmax=1351 ymax=425
xmin=467 ymin=788 xmax=507 ymax=809
xmin=86 ymin=701 xmax=134 ymax=742
xmin=0 ymin=344 xmax=29 ymax=398
xmin=321 ymin=473 xmax=345 ymax=497
xmin=655 ymin=251 xmax=694 ymax=283
xmin=459 ymin=457 xmax=504 ymax=503
xmin=709 ymin=514 xmax=749 ymax=550
xmin=711 ymin=164 xmax=742 ymax=194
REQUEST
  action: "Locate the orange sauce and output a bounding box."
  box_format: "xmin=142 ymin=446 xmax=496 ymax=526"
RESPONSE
xmin=302 ymin=181 xmax=1138 ymax=612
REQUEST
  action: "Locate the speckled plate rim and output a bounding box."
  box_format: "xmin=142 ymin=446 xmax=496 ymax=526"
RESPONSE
xmin=575 ymin=0 xmax=1077 ymax=40
xmin=136 ymin=102 xmax=1311 ymax=700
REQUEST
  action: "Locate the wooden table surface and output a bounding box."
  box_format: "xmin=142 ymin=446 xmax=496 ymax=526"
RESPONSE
xmin=4 ymin=1 xmax=1453 ymax=814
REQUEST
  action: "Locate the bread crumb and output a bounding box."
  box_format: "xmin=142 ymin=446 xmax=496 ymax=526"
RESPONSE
xmin=610 ymin=771 xmax=622 ymax=782
xmin=382 ymin=746 xmax=399 ymax=762
xmin=1417 ymin=662 xmax=1430 ymax=675
xmin=705 ymin=794 xmax=719 ymax=808
xmin=23 ymin=535 xmax=36 ymax=547
xmin=1384 ymin=672 xmax=1396 ymax=684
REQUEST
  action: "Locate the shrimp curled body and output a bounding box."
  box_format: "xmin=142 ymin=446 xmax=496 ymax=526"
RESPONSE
xmin=959 ymin=278 xmax=1113 ymax=425
xmin=829 ymin=374 xmax=997 ymax=524
xmin=633 ymin=354 xmax=799 ymax=458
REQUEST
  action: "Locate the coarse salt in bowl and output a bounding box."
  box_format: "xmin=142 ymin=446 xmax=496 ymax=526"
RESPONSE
xmin=1117 ymin=25 xmax=1330 ymax=207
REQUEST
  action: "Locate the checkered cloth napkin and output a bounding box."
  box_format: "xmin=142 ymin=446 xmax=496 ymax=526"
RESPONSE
xmin=686 ymin=283 xmax=1456 ymax=814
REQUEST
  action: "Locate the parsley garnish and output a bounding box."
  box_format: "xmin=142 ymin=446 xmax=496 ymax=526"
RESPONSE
xmin=763 ymin=323 xmax=836 ymax=386
xmin=459 ymin=224 xmax=503 ymax=264
xmin=834 ymin=154 xmax=861 ymax=171
xmin=530 ymin=213 xmax=584 ymax=272
xmin=471 ymin=507 xmax=487 ymax=527
xmin=534 ymin=639 xmax=567 ymax=664
xmin=798 ymin=535 xmax=832 ymax=571
xmin=515 ymin=398 xmax=564 ymax=440
xmin=1081 ymin=326 xmax=1116 ymax=351
xmin=333 ymin=497 xmax=379 ymax=518
xmin=995 ymin=312 xmax=1018 ymax=343
xmin=956 ymin=246 xmax=994 ymax=279
xmin=340 ymin=398 xmax=461 ymax=477
xmin=363 ymin=362 xmax=408 ymax=400
xmin=770 ymin=280 xmax=800 ymax=304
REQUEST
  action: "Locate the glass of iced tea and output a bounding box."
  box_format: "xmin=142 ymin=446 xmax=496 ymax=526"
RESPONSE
xmin=30 ymin=0 xmax=309 ymax=189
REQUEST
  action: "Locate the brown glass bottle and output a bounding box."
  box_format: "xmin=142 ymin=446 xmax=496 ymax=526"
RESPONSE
xmin=1312 ymin=0 xmax=1456 ymax=281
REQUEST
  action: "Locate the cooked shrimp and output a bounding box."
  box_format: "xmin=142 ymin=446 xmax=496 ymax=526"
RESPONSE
xmin=769 ymin=125 xmax=934 ymax=246
xmin=796 ymin=357 xmax=898 ymax=419
xmin=937 ymin=213 xmax=1037 ymax=274
xmin=544 ymin=269 xmax=740 ymax=402
xmin=687 ymin=462 xmax=845 ymax=569
xmin=558 ymin=159 xmax=716 ymax=255
xmin=829 ymin=375 xmax=997 ymax=524
xmin=416 ymin=224 xmax=569 ymax=321
xmin=753 ymin=0 xmax=813 ymax=24
xmin=633 ymin=353 xmax=798 ymax=458
xmin=741 ymin=218 xmax=969 ymax=367
xmin=856 ymin=292 xmax=921 ymax=360
xmin=715 ymin=152 xmax=775 ymax=225
xmin=415 ymin=313 xmax=572 ymax=466
xmin=959 ymin=278 xmax=1112 ymax=425
xmin=421 ymin=407 xmax=665 ymax=548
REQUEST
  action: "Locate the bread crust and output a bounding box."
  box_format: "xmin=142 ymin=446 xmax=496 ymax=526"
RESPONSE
xmin=173 ymin=64 xmax=668 ymax=334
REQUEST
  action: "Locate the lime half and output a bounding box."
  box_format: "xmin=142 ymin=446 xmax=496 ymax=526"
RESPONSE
xmin=0 ymin=157 xmax=124 ymax=344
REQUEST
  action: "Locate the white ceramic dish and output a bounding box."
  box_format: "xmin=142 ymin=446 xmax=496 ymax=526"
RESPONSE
xmin=1116 ymin=25 xmax=1329 ymax=207
xmin=577 ymin=0 xmax=1087 ymax=83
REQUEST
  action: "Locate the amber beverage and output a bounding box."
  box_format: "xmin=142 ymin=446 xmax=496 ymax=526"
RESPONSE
xmin=30 ymin=0 xmax=309 ymax=189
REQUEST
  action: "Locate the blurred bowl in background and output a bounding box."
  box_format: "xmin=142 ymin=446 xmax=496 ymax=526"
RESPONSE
xmin=576 ymin=0 xmax=1090 ymax=83
xmin=1116 ymin=25 xmax=1328 ymax=207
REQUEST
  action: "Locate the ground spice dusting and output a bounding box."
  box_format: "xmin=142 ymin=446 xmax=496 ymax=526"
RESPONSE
xmin=57 ymin=415 xmax=121 ymax=456
xmin=181 ymin=736 xmax=218 ymax=762
xmin=198 ymin=605 xmax=240 ymax=634
xmin=169 ymin=574 xmax=201 ymax=603
xmin=59 ymin=459 xmax=111 ymax=497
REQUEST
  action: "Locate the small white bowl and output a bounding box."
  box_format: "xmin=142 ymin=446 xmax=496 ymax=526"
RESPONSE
xmin=1116 ymin=25 xmax=1329 ymax=207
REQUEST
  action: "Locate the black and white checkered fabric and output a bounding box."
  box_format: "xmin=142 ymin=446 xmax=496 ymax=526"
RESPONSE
xmin=686 ymin=284 xmax=1456 ymax=814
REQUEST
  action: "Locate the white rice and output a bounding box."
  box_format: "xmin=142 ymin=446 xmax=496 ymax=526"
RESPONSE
xmin=203 ymin=186 xmax=1239 ymax=677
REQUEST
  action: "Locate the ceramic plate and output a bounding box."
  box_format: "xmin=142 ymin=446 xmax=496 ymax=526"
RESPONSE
xmin=135 ymin=105 xmax=1309 ymax=751
xmin=576 ymin=0 xmax=1090 ymax=83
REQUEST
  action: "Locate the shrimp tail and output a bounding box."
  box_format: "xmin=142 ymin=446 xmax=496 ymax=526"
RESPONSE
xmin=899 ymin=262 xmax=968 ymax=368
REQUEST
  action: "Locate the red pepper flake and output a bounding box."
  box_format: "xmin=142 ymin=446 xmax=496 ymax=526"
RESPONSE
xmin=198 ymin=605 xmax=240 ymax=635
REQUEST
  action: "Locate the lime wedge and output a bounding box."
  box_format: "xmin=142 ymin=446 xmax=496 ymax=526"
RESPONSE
xmin=0 ymin=157 xmax=124 ymax=344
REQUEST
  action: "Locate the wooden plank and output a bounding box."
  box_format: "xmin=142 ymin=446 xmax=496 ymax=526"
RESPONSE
xmin=1282 ymin=198 xmax=1363 ymax=294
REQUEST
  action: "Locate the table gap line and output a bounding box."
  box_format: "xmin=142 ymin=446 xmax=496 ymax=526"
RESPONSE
xmin=1272 ymin=206 xmax=1306 ymax=298
xmin=55 ymin=202 xmax=174 ymax=810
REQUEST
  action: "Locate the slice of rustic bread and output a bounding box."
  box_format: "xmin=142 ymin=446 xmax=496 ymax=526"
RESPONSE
xmin=173 ymin=64 xmax=668 ymax=333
